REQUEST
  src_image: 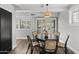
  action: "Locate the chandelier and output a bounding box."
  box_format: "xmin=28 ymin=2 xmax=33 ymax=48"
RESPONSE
xmin=42 ymin=4 xmax=52 ymax=17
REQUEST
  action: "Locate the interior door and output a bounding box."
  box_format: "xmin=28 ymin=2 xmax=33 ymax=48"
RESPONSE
xmin=0 ymin=8 xmax=12 ymax=51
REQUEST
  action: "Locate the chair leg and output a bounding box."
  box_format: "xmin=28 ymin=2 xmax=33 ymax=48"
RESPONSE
xmin=65 ymin=47 xmax=68 ymax=54
xmin=31 ymin=47 xmax=33 ymax=54
xmin=26 ymin=44 xmax=30 ymax=54
xmin=55 ymin=44 xmax=58 ymax=54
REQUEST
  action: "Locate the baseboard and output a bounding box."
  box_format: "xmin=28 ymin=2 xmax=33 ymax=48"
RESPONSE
xmin=16 ymin=37 xmax=33 ymax=40
xmin=12 ymin=44 xmax=16 ymax=50
xmin=59 ymin=40 xmax=78 ymax=54
xmin=67 ymin=45 xmax=78 ymax=54
xmin=16 ymin=37 xmax=27 ymax=39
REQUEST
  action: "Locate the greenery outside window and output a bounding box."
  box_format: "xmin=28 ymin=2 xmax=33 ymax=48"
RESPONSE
xmin=16 ymin=19 xmax=31 ymax=29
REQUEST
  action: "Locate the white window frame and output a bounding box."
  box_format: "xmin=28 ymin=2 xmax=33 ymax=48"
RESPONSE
xmin=69 ymin=6 xmax=79 ymax=26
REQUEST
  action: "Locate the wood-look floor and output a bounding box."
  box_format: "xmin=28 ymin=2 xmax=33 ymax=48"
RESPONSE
xmin=9 ymin=39 xmax=74 ymax=54
xmin=9 ymin=39 xmax=28 ymax=54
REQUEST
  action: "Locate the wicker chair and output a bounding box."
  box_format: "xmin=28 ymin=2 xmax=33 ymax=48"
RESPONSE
xmin=44 ymin=39 xmax=57 ymax=54
xmin=26 ymin=35 xmax=40 ymax=54
xmin=32 ymin=31 xmax=38 ymax=39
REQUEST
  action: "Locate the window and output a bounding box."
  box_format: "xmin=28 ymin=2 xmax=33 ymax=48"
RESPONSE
xmin=16 ymin=19 xmax=31 ymax=29
xmin=37 ymin=18 xmax=56 ymax=33
xmin=69 ymin=7 xmax=79 ymax=25
xmin=16 ymin=20 xmax=20 ymax=29
xmin=20 ymin=20 xmax=26 ymax=29
xmin=72 ymin=8 xmax=79 ymax=23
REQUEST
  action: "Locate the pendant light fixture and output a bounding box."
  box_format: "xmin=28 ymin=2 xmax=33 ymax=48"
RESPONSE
xmin=43 ymin=4 xmax=52 ymax=17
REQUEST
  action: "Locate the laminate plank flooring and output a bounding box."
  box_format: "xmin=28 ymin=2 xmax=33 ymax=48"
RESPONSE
xmin=9 ymin=39 xmax=75 ymax=54
xmin=9 ymin=39 xmax=28 ymax=54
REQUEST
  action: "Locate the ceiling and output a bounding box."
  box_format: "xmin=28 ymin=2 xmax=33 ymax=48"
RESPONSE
xmin=12 ymin=4 xmax=70 ymax=12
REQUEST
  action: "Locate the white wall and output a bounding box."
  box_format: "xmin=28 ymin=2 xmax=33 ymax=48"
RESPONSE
xmin=59 ymin=5 xmax=79 ymax=54
xmin=0 ymin=4 xmax=16 ymax=49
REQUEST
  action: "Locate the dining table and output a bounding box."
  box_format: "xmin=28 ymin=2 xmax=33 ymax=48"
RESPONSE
xmin=32 ymin=38 xmax=59 ymax=54
xmin=31 ymin=32 xmax=60 ymax=54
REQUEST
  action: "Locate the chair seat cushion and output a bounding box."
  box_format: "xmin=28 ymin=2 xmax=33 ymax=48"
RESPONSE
xmin=45 ymin=40 xmax=56 ymax=49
